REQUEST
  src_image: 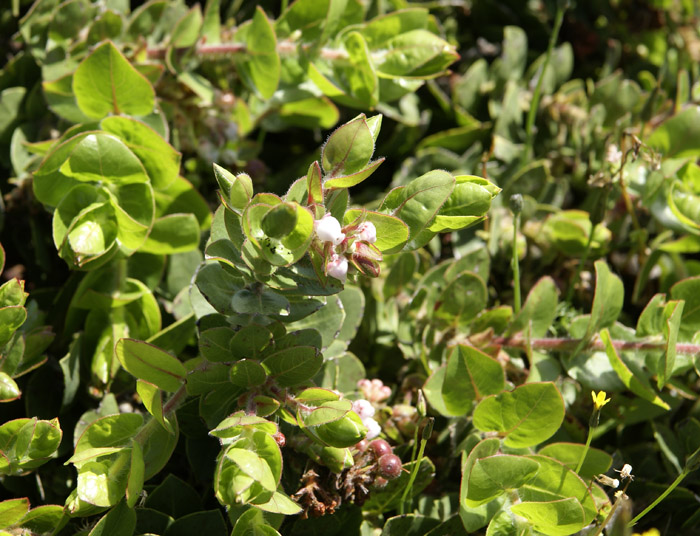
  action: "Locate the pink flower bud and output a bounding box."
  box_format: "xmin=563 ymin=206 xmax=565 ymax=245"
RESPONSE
xmin=357 ymin=221 xmax=377 ymax=243
xmin=314 ymin=215 xmax=345 ymax=245
xmin=352 ymin=399 xmax=375 ymax=420
xmin=327 ymin=254 xmax=348 ymax=283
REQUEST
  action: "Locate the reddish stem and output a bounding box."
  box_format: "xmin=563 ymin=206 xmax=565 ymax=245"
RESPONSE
xmin=492 ymin=335 xmax=700 ymax=355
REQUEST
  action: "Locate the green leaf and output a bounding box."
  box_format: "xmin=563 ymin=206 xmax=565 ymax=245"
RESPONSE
xmin=145 ymin=474 xmax=203 ymax=518
xmin=254 ymin=491 xmax=302 ymax=515
xmin=658 ymin=299 xmax=683 ymax=389
xmin=0 ymin=307 xmax=26 ymax=350
xmin=140 ymin=214 xmax=200 ymax=254
xmin=0 ymin=498 xmax=29 ymax=529
xmin=510 ymin=498 xmax=584 ymax=536
xmin=381 ymin=170 xmax=455 ymax=250
xmin=89 ymin=500 xmax=136 ymax=536
xmin=519 ymin=455 xmax=599 ymax=525
xmin=0 ymin=88 xmax=25 ymax=137
xmin=538 ymin=443 xmax=612 ymax=478
xmin=322 ymin=158 xmax=384 ymax=189
xmin=322 ymin=114 xmax=374 ymax=178
xmin=428 ymin=176 xmax=498 ymax=232
xmin=232 ymin=287 xmax=290 ymax=316
xmin=670 ymin=276 xmax=700 ymax=337
xmin=75 ymin=414 xmax=143 ymax=454
xmin=234 ymin=7 xmax=280 ymax=99
xmin=542 ymin=211 xmax=611 ymax=257
xmin=142 ymin=413 xmax=178 ymax=480
xmin=136 ymin=380 xmax=173 ymax=433
xmin=61 ymin=132 xmax=150 ymax=185
xmin=434 ymin=271 xmax=487 ymax=326
xmin=647 ymin=106 xmax=700 ymax=158
xmin=199 ymin=327 xmax=234 ymax=362
xmin=261 ymin=203 xmax=297 ymax=238
xmin=373 ymin=30 xmax=458 ymax=79
xmin=115 ymin=339 xmax=187 ymax=392
xmin=231 ymin=508 xmax=281 ymax=536
xmin=17 ymin=505 xmax=65 ymax=534
xmin=472 ymin=382 xmax=565 ymax=448
xmin=214 ymin=166 xmax=253 ymax=211
xmin=262 ymin=346 xmax=322 ymax=387
xmin=169 ymin=5 xmax=202 ymax=48
xmin=442 ymin=345 xmax=505 ymax=416
xmin=230 ymin=325 xmax=273 ymax=359
xmin=343 ymin=209 xmax=409 ymax=253
xmin=600 ymin=328 xmax=670 ymax=410
xmin=381 ymin=514 xmax=440 ymax=536
xmin=230 ymin=360 xmax=267 ymax=388
xmin=507 ymin=276 xmax=559 ymax=338
xmin=43 ymin=74 xmax=92 ymax=123
xmin=342 ymin=32 xmax=378 ymax=106
xmin=100 ymin=116 xmax=181 ymax=189
xmin=77 ymin=458 xmax=130 ymax=507
xmin=465 ymin=454 xmax=539 ymax=507
xmin=163 ymin=510 xmax=228 ymax=536
xmin=0 ymin=373 xmax=20 ymax=403
xmin=73 ymin=41 xmax=155 ymax=119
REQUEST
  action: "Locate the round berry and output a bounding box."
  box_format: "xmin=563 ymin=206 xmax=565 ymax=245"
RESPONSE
xmin=354 ymin=439 xmax=369 ymax=453
xmin=373 ymin=476 xmax=388 ymax=488
xmin=378 ymin=453 xmax=402 ymax=480
xmin=369 ymin=439 xmax=392 ymax=458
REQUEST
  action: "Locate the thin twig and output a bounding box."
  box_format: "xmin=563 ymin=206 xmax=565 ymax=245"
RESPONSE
xmin=146 ymin=41 xmax=348 ymax=61
xmin=492 ymin=335 xmax=700 ymax=356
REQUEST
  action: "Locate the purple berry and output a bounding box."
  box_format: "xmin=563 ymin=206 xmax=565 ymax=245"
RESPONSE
xmin=378 ymin=453 xmax=402 ymax=479
xmin=355 ymin=439 xmax=369 ymax=453
xmin=369 ymin=439 xmax=392 ymax=458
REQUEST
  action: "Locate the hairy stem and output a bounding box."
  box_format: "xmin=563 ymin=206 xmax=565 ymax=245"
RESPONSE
xmin=146 ymin=41 xmax=348 ymax=61
xmin=492 ymin=335 xmax=700 ymax=356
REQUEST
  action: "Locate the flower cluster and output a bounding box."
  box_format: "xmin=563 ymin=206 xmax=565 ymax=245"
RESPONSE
xmin=357 ymin=378 xmax=392 ymax=403
xmin=313 ymin=215 xmax=381 ymax=283
xmin=352 ymin=399 xmax=381 ymax=440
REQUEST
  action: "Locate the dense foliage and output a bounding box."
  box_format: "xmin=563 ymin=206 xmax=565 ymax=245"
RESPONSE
xmin=2 ymin=1 xmax=700 ymax=535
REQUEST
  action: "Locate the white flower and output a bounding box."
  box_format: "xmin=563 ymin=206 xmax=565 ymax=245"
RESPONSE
xmin=616 ymin=463 xmax=633 ymax=480
xmin=357 ymin=221 xmax=377 ymax=243
xmin=326 ymin=254 xmax=348 ymax=283
xmin=352 ymin=399 xmax=375 ymax=420
xmin=314 ymin=215 xmax=345 ymax=245
xmin=606 ymin=144 xmax=623 ymax=164
xmin=363 ymin=417 xmax=381 ymax=440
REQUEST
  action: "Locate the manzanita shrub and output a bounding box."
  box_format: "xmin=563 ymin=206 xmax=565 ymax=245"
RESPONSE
xmin=2 ymin=0 xmax=700 ymax=535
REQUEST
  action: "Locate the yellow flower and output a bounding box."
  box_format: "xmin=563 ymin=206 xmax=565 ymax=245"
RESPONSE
xmin=632 ymin=529 xmax=660 ymax=536
xmin=591 ymin=390 xmax=611 ymax=410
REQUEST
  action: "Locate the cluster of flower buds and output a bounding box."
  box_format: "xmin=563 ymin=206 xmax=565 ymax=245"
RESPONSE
xmin=357 ymin=378 xmax=392 ymax=403
xmin=352 ymin=399 xmax=381 ymax=440
xmin=313 ymin=215 xmax=381 ymax=283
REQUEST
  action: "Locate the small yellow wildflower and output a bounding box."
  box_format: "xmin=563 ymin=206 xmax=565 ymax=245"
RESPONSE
xmin=592 ymin=390 xmax=611 ymax=410
xmin=631 ymin=529 xmax=660 ymax=536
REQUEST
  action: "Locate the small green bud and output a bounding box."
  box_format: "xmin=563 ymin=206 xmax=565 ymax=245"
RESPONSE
xmin=312 ymin=411 xmax=368 ymax=448
xmin=320 ymin=447 xmax=354 ymax=473
xmin=509 ymin=194 xmax=523 ymax=215
xmin=417 ymin=390 xmax=427 ymax=417
xmin=421 ymin=417 xmax=434 ymax=441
